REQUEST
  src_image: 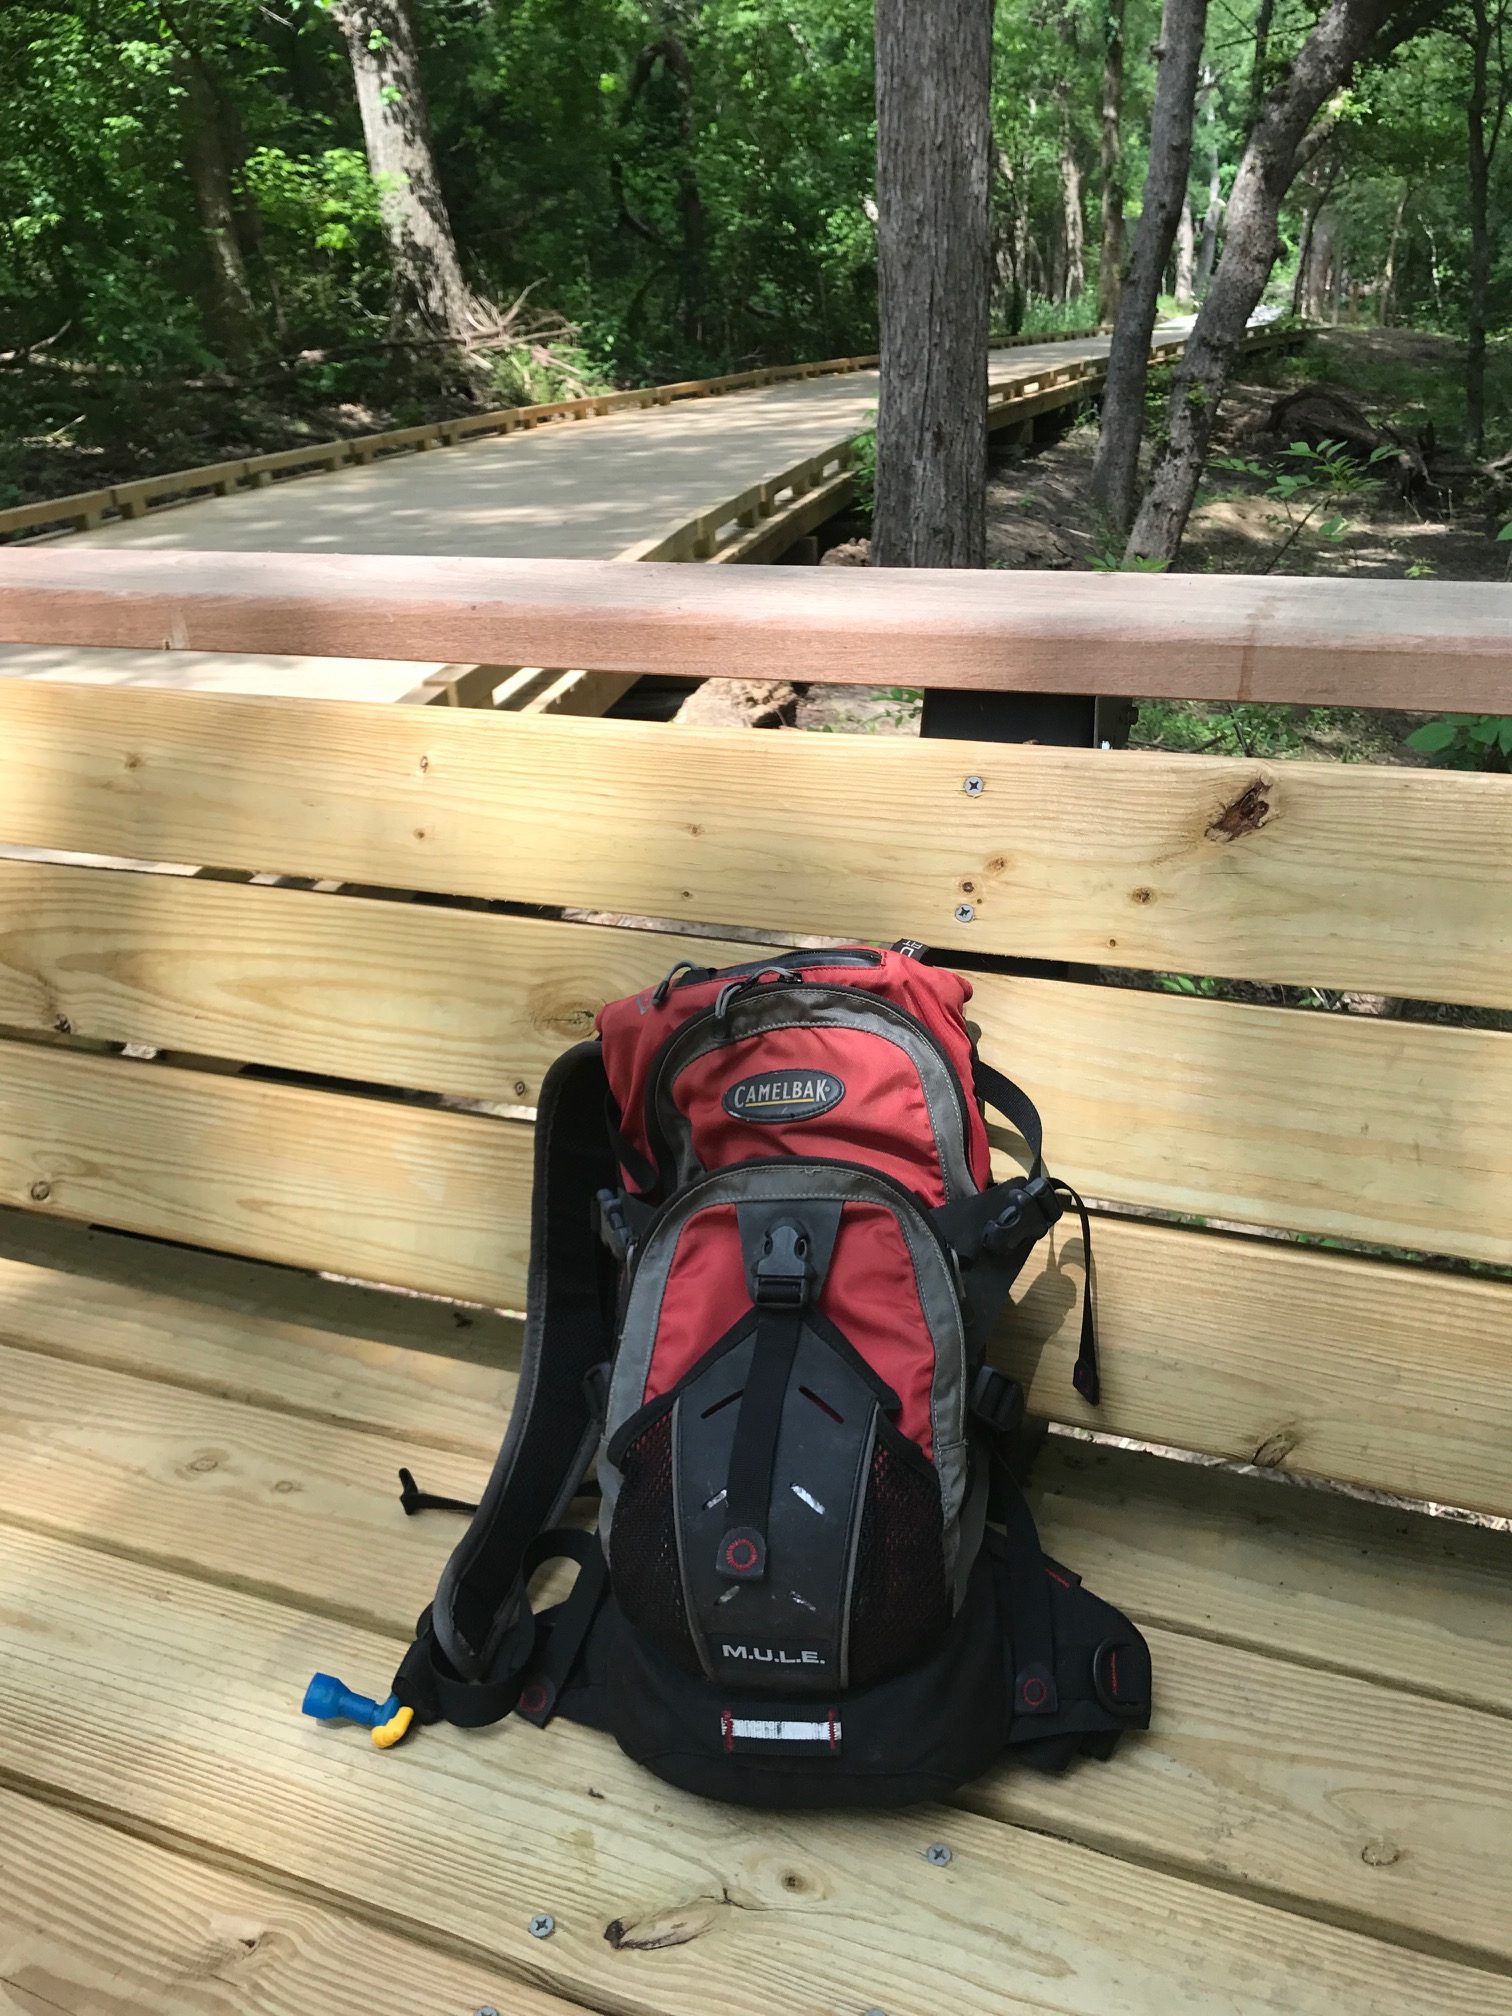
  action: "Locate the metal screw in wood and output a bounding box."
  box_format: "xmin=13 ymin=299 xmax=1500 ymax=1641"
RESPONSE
xmin=962 ymin=775 xmax=985 ymax=796
xmin=924 ymin=1842 xmax=953 ymax=1866
xmin=953 ymin=904 xmax=974 ymax=924
xmin=528 ymin=1913 xmax=556 ymax=1939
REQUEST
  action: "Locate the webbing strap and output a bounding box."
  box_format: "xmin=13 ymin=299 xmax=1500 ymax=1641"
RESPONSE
xmin=989 ymin=1454 xmax=1060 ymax=1718
xmin=974 ymin=1059 xmax=1044 ymax=1177
xmin=421 ymin=1040 xmax=618 ymax=1697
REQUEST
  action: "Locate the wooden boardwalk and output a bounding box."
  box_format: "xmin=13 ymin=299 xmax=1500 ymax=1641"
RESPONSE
xmin=0 ymin=330 xmax=1174 ymax=704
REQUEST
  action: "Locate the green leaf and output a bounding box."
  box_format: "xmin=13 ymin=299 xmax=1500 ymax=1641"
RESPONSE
xmin=1406 ymin=718 xmax=1460 ymax=753
xmin=1497 ymin=720 xmax=1512 ymax=754
xmin=1497 ymin=521 xmax=1512 ymax=541
xmin=1319 ymin=516 xmax=1348 ymax=540
xmin=1469 ymin=718 xmax=1500 ymax=744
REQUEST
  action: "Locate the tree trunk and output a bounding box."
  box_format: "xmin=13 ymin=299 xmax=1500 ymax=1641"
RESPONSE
xmin=177 ymin=53 xmax=259 ymax=370
xmin=1291 ymin=163 xmax=1338 ymax=316
xmin=873 ymin=0 xmax=994 ymax=568
xmin=1127 ymin=0 xmax=1397 ymax=567
xmin=329 ymin=0 xmax=478 ymax=338
xmin=1057 ymin=86 xmax=1087 ymax=302
xmin=994 ymin=147 xmax=1029 ymax=333
xmin=1173 ymin=199 xmax=1197 ymax=307
xmin=1465 ymin=0 xmax=1495 ymax=454
xmin=1377 ymin=179 xmax=1410 ymax=326
xmin=1194 ymin=70 xmax=1223 ymax=292
xmin=1097 ymin=0 xmax=1127 ymax=320
xmin=1088 ymin=0 xmax=1209 ymax=530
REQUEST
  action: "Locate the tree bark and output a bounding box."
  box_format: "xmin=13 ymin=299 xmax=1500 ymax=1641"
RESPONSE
xmin=177 ymin=52 xmax=259 ymax=370
xmin=1193 ymin=69 xmax=1223 ymax=292
xmin=1246 ymin=0 xmax=1277 ymax=133
xmin=873 ymin=0 xmax=994 ymax=568
xmin=1377 ymin=178 xmax=1410 ymax=325
xmin=1097 ymin=0 xmax=1128 ymax=320
xmin=1057 ymin=84 xmax=1087 ymax=302
xmin=1173 ymin=198 xmax=1197 ymax=306
xmin=1089 ymin=0 xmax=1209 ymax=530
xmin=329 ymin=0 xmax=478 ymax=339
xmin=1127 ymin=0 xmax=1401 ymax=567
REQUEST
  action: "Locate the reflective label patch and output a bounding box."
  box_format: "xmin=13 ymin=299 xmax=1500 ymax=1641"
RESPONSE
xmin=721 ymin=1709 xmax=842 ymax=1754
xmin=722 ymin=1068 xmax=845 ymax=1123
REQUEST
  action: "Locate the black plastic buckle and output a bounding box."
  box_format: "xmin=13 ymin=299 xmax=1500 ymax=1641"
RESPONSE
xmin=969 ymin=1364 xmax=1025 ymax=1439
xmin=752 ymin=1222 xmax=811 ymax=1308
xmin=981 ymin=1174 xmax=1063 ymax=1258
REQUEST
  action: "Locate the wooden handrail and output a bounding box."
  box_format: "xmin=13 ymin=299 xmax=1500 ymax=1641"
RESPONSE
xmin=0 ymin=547 xmax=1506 ymax=710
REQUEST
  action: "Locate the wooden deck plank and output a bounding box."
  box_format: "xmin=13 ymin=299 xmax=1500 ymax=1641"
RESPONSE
xmin=1031 ymin=1442 xmax=1512 ymax=1720
xmin=1 ymin=682 xmax=1507 ymax=1004
xmin=1 ymin=1321 xmax=1510 ymax=1969
xmin=0 ymin=1041 xmax=533 ymax=1310
xmin=5 ymin=1051 xmax=1510 ymax=1510
xmin=0 ymin=1787 xmax=586 ymax=2016
xmin=2 ymin=1214 xmax=1507 ymax=1715
xmin=0 ymin=1206 xmax=512 ymax=1449
xmin=4 ymin=877 xmax=1508 ymax=1265
xmin=1 ymin=1524 xmax=1504 ymax=2016
xmin=5 ymin=544 xmax=1512 ymax=711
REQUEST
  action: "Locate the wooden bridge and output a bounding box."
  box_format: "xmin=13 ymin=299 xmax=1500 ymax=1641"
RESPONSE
xmin=0 ymin=322 xmax=1295 ymax=711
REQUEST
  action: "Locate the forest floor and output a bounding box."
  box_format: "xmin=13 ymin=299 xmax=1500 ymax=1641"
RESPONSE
xmin=801 ymin=326 xmax=1511 ymax=772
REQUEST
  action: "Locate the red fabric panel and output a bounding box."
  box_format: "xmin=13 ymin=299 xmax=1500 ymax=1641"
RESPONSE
xmin=668 ymin=1025 xmax=947 ymax=1205
xmin=641 ymin=1201 xmax=937 ymax=1456
xmin=596 ymin=948 xmax=992 ymax=1194
xmin=641 ymin=1205 xmax=750 ymax=1404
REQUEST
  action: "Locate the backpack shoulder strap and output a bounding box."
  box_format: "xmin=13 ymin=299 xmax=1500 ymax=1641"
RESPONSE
xmin=392 ymin=1038 xmax=619 ymax=1727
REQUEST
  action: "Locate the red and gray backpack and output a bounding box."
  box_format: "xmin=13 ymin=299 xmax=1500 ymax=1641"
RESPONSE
xmin=357 ymin=945 xmax=1151 ymax=1802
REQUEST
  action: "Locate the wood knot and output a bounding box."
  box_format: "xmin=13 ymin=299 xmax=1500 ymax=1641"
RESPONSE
xmin=1252 ymin=1426 xmax=1299 ymax=1469
xmin=1129 ymin=887 xmax=1154 ymax=906
xmin=1361 ymin=1837 xmax=1402 ymax=1868
xmin=604 ymin=1903 xmax=718 ymax=1951
xmin=1206 ymin=781 xmax=1272 ymax=843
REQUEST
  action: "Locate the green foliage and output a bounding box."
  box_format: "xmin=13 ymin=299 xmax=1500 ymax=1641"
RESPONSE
xmin=1406 ymin=713 xmax=1512 ymax=765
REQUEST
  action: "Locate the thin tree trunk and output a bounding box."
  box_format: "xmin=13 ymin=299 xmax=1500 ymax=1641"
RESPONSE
xmin=1057 ymin=86 xmax=1087 ymax=302
xmin=1425 ymin=219 xmax=1445 ymax=320
xmin=1173 ymin=199 xmax=1197 ymax=307
xmin=995 ymin=148 xmax=1029 ymax=332
xmin=873 ymin=0 xmax=994 ymax=567
xmin=1247 ymin=0 xmax=1277 ymax=133
xmin=1291 ymin=162 xmax=1338 ymax=316
xmin=1466 ymin=0 xmax=1495 ymax=454
xmin=330 ymin=0 xmax=478 ymax=338
xmin=1097 ymin=0 xmax=1128 ymax=320
xmin=1127 ymin=0 xmax=1399 ymax=567
xmin=1378 ymin=179 xmax=1410 ymax=325
xmin=1089 ymin=0 xmax=1209 ymax=530
xmin=1194 ymin=69 xmax=1223 ymax=292
xmin=177 ymin=53 xmax=259 ymax=370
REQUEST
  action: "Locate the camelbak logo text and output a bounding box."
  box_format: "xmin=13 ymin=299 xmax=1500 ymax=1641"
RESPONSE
xmin=722 ymin=1069 xmax=845 ymax=1124
xmin=720 ymin=1642 xmax=827 ymax=1667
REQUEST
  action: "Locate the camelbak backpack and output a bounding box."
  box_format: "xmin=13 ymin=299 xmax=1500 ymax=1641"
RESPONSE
xmin=310 ymin=944 xmax=1151 ymax=1806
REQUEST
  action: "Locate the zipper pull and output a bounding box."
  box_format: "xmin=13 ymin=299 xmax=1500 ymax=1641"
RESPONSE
xmin=713 ymin=966 xmax=802 ymax=1020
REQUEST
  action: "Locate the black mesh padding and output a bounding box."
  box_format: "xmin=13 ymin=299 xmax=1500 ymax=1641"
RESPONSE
xmin=610 ymin=1411 xmax=701 ymax=1675
xmin=846 ymin=1428 xmax=950 ymax=1688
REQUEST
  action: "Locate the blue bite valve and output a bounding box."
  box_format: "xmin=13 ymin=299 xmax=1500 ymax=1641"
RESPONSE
xmin=302 ymin=1672 xmax=398 ymax=1728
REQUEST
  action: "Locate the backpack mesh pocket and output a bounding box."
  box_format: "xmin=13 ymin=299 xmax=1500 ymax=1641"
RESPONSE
xmin=847 ymin=1424 xmax=950 ymax=1688
xmin=610 ymin=1408 xmax=701 ymax=1675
